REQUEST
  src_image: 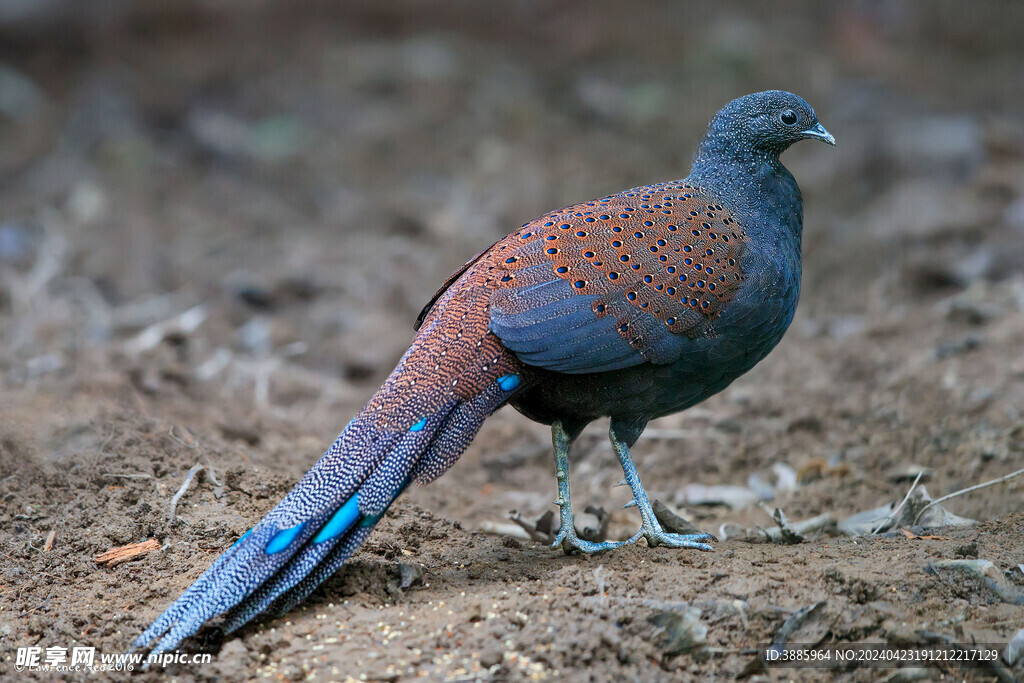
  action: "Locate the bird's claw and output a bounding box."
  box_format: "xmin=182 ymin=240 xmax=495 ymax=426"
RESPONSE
xmin=551 ymin=525 xmax=712 ymax=554
xmin=642 ymin=529 xmax=714 ymax=551
xmin=553 ymin=525 xmax=642 ymax=554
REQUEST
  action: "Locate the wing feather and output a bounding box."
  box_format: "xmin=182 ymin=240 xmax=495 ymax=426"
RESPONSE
xmin=426 ymin=181 xmax=750 ymax=375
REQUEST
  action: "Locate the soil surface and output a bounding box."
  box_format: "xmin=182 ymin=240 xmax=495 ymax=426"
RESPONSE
xmin=1 ymin=2 xmax=1023 ymax=681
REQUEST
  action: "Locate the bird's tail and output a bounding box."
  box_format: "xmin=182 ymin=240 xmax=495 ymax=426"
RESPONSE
xmin=134 ymin=314 xmax=523 ymax=655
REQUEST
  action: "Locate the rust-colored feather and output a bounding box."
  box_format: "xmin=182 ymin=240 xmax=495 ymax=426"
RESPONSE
xmin=492 ymin=182 xmax=748 ymax=337
xmin=415 ymin=180 xmax=749 ymax=378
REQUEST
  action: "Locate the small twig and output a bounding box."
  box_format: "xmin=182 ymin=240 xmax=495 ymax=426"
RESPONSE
xmin=913 ymin=466 xmax=1024 ymax=525
xmin=508 ymin=510 xmax=554 ymax=543
xmin=873 ymin=471 xmax=924 ymax=534
xmin=43 ymin=530 xmax=56 ymax=552
xmin=167 ymin=425 xmax=200 ymax=449
xmin=166 ymin=426 xmax=221 ymax=492
xmin=101 ymin=472 xmax=153 ymax=480
xmin=766 ymin=513 xmax=833 ymax=542
xmin=169 ymin=464 xmax=205 ymax=522
xmin=758 ymin=504 xmax=803 ymax=544
xmin=95 ymin=539 xmax=160 ymax=567
xmin=24 ymin=594 xmax=53 ymax=617
xmin=770 ymin=601 xmax=827 ymax=651
xmin=202 ymin=454 xmax=222 ymax=486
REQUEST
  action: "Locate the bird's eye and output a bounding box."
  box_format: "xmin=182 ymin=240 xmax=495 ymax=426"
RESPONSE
xmin=780 ymin=109 xmax=798 ymax=126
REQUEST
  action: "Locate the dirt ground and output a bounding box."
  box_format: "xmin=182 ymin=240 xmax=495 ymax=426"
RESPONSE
xmin=1 ymin=2 xmax=1023 ymax=681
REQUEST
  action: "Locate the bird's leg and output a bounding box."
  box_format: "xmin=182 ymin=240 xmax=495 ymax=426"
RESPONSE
xmin=609 ymin=427 xmax=714 ymax=551
xmin=551 ymin=421 xmax=641 ymax=554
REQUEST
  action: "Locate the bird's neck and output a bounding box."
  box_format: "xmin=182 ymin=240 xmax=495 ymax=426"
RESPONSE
xmin=688 ymin=140 xmax=803 ymax=246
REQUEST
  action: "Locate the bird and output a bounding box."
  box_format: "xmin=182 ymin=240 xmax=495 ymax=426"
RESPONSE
xmin=135 ymin=90 xmax=834 ymax=654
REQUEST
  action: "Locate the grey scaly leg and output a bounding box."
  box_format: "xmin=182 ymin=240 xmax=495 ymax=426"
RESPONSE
xmin=551 ymin=421 xmax=641 ymax=554
xmin=609 ymin=425 xmax=714 ymax=550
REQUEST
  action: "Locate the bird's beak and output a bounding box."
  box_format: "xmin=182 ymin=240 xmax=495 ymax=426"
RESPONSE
xmin=801 ymin=122 xmax=836 ymax=146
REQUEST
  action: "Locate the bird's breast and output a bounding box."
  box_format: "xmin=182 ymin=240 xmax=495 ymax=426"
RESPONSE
xmin=700 ymin=224 xmax=802 ymax=370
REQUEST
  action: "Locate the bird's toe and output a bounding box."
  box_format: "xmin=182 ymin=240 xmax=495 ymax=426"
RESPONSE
xmin=644 ymin=530 xmax=714 ymax=551
xmin=553 ymin=526 xmax=642 ymax=554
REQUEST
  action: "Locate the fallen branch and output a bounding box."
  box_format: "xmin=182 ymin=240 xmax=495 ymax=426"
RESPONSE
xmin=913 ymin=465 xmax=1024 ymax=525
xmin=723 ymin=512 xmax=834 ymax=543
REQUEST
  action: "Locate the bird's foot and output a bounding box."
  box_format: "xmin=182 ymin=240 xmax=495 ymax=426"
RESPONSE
xmin=552 ymin=523 xmax=642 ymax=554
xmin=641 ymin=527 xmax=714 ymax=551
xmin=552 ymin=420 xmax=638 ymax=553
xmin=610 ymin=426 xmax=714 ymax=552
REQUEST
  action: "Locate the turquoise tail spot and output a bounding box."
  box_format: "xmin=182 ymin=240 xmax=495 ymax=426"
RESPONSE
xmin=410 ymin=417 xmax=428 ymax=432
xmin=313 ymin=495 xmax=361 ymax=544
xmin=497 ymin=374 xmax=520 ymax=391
xmin=231 ymin=528 xmax=253 ymax=548
xmin=265 ymin=522 xmax=306 ymax=555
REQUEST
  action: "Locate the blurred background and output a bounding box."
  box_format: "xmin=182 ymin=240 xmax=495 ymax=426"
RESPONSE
xmin=1 ymin=2 xmax=1023 ymax=677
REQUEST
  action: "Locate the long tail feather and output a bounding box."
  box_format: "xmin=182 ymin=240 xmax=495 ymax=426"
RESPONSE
xmin=134 ymin=318 xmax=523 ymax=655
xmin=217 ymin=408 xmax=452 ymax=634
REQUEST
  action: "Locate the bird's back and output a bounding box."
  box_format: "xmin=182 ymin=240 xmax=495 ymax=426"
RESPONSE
xmin=415 ymin=177 xmax=803 ymax=429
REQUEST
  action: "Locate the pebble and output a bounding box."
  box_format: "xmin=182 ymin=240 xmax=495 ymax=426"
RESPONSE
xmin=479 ymin=648 xmax=503 ymax=668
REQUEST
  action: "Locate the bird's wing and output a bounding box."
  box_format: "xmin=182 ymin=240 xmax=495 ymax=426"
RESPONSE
xmin=480 ymin=181 xmax=749 ymax=374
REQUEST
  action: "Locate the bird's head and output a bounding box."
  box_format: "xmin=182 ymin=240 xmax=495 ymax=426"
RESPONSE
xmin=705 ymin=90 xmax=835 ymax=157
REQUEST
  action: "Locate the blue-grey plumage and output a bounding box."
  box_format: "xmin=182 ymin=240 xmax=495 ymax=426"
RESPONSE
xmin=134 ymin=90 xmax=832 ymax=657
